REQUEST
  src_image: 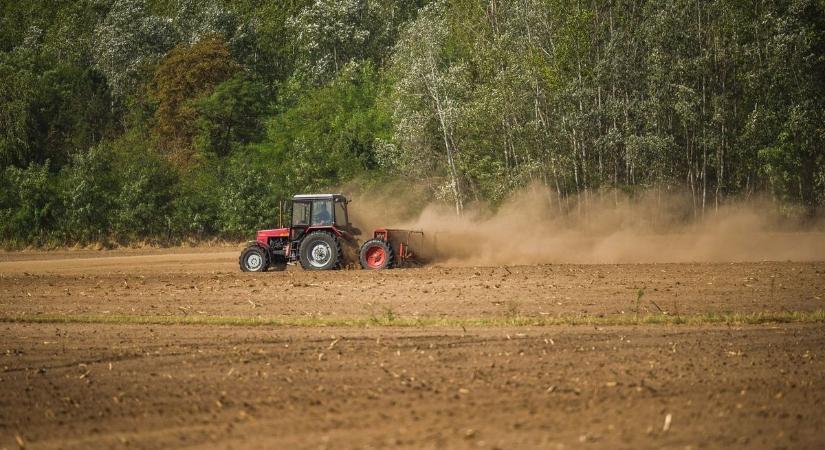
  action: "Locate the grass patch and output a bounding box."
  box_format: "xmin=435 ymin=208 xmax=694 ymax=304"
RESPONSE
xmin=1 ymin=310 xmax=824 ymax=328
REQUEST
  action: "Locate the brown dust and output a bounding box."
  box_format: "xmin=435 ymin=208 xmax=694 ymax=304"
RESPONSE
xmin=348 ymin=186 xmax=825 ymax=265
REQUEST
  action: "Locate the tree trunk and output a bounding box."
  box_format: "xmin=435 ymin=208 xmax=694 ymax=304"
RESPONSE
xmin=427 ymin=74 xmax=463 ymax=215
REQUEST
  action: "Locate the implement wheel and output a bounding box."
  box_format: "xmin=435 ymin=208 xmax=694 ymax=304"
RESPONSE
xmin=359 ymin=239 xmax=394 ymax=270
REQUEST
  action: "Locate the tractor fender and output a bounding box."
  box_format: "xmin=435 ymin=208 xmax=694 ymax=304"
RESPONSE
xmin=246 ymin=240 xmax=269 ymax=250
xmin=303 ymin=226 xmax=343 ymax=237
xmin=244 ymin=241 xmax=271 ymax=262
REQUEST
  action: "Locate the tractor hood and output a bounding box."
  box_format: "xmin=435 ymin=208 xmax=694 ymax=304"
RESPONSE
xmin=256 ymin=228 xmax=289 ymax=244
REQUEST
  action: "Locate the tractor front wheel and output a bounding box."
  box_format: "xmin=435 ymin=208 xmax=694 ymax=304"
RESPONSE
xmin=299 ymin=232 xmax=341 ymax=270
xmin=359 ymin=239 xmax=394 ymax=270
xmin=240 ymin=246 xmax=269 ymax=272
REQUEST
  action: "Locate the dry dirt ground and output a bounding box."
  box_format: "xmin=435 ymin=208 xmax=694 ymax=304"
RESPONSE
xmin=1 ymin=250 xmax=824 ymax=319
xmin=1 ymin=249 xmax=825 ymax=449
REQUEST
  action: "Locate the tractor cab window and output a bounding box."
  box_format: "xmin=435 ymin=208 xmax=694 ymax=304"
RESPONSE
xmin=292 ymin=202 xmax=311 ymax=226
xmin=334 ymin=200 xmax=347 ymax=227
xmin=311 ymin=200 xmax=333 ymax=226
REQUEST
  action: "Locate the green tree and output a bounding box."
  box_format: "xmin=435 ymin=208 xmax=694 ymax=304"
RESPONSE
xmin=218 ymin=155 xmax=284 ymax=236
xmin=257 ymin=62 xmax=390 ymax=193
xmin=0 ymin=48 xmax=114 ymax=169
xmin=0 ymin=162 xmax=59 ymax=243
xmin=286 ymin=0 xmax=427 ymax=87
xmin=0 ymin=52 xmax=35 ymax=167
xmin=93 ymin=0 xmax=176 ymax=101
xmin=59 ymin=145 xmax=116 ymax=242
xmin=389 ymin=1 xmax=468 ymax=214
xmin=110 ymin=146 xmax=178 ymax=240
xmin=287 ymin=0 xmax=371 ymax=85
xmin=194 ymin=74 xmax=268 ymax=158
xmin=152 ymin=36 xmax=239 ymax=167
xmin=170 ymin=165 xmax=221 ymax=238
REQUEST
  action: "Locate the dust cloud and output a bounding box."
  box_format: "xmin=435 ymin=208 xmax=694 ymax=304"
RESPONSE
xmin=347 ymin=185 xmax=825 ymax=265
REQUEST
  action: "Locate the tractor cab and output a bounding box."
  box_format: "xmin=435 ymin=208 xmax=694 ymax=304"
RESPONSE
xmin=285 ymin=194 xmax=359 ymax=267
xmin=289 ymin=194 xmax=352 ymax=241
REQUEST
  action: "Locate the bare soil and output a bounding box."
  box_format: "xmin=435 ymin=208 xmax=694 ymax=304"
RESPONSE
xmin=1 ymin=249 xmax=824 ymax=449
xmin=1 ymin=250 xmax=824 ymax=320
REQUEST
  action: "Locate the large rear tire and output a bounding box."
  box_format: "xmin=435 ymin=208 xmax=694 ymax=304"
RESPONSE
xmin=299 ymin=232 xmax=341 ymax=270
xmin=240 ymin=246 xmax=268 ymax=272
xmin=359 ymin=239 xmax=394 ymax=270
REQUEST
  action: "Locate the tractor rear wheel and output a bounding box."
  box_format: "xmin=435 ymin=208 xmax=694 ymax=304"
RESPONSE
xmin=359 ymin=239 xmax=394 ymax=270
xmin=240 ymin=246 xmax=268 ymax=272
xmin=299 ymin=232 xmax=341 ymax=270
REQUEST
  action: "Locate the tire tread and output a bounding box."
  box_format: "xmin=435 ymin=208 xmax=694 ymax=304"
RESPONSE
xmin=298 ymin=231 xmax=341 ymax=270
xmin=358 ymin=239 xmax=395 ymax=270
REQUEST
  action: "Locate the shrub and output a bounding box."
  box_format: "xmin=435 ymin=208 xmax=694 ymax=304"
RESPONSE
xmin=0 ymin=162 xmax=59 ymax=244
xmin=59 ymin=145 xmax=116 ymax=243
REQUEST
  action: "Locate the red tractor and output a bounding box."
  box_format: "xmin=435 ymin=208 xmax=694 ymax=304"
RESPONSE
xmin=239 ymin=194 xmax=424 ymax=272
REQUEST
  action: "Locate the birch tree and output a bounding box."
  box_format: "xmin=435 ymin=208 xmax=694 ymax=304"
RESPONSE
xmin=390 ymin=2 xmax=468 ymax=214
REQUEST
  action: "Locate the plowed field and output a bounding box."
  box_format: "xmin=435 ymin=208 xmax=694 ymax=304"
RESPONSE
xmin=1 ymin=249 xmax=824 ymax=449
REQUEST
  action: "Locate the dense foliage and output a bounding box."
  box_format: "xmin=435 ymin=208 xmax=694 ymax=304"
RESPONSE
xmin=1 ymin=0 xmax=823 ymax=246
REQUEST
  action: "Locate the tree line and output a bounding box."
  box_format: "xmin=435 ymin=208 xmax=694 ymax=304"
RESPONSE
xmin=1 ymin=0 xmax=823 ymax=246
